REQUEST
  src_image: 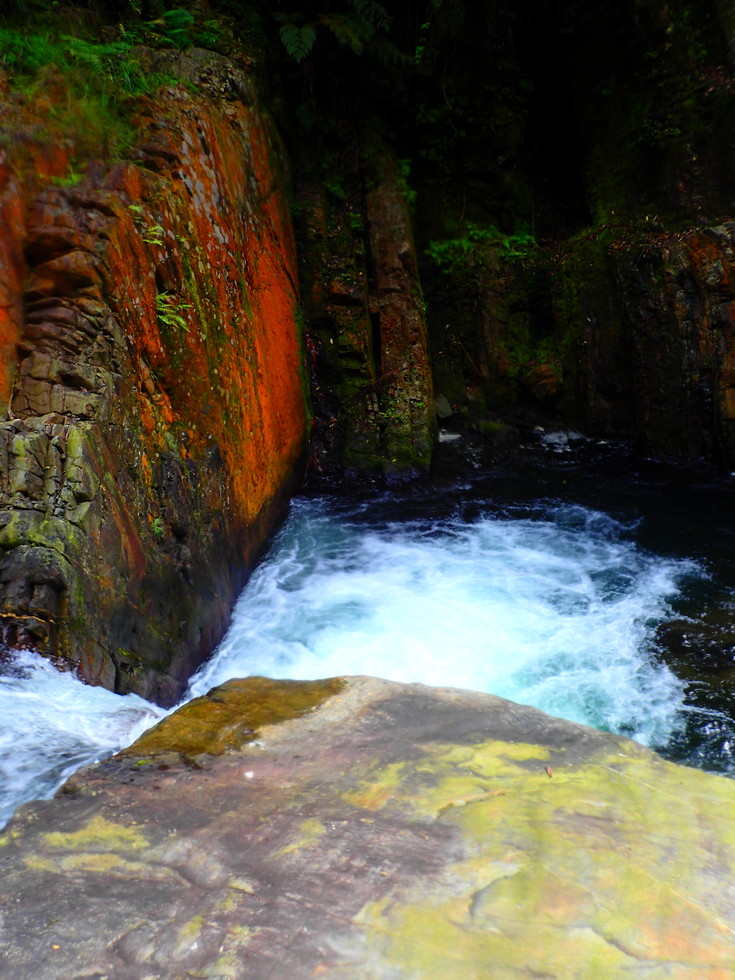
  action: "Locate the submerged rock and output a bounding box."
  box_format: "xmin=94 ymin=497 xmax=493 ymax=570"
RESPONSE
xmin=2 ymin=676 xmax=735 ymax=978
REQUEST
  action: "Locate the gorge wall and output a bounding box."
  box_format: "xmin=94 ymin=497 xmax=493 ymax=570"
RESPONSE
xmin=0 ymin=51 xmax=310 ymax=704
xmin=0 ymin=25 xmax=438 ymax=701
xmin=261 ymin=0 xmax=735 ymax=469
xmin=3 ymin=0 xmax=735 ymax=699
xmin=399 ymin=0 xmax=735 ymax=460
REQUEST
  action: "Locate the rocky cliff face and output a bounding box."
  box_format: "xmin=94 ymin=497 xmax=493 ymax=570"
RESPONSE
xmin=426 ymin=223 xmax=735 ymax=463
xmin=352 ymin=0 xmax=735 ymax=462
xmin=561 ymin=223 xmax=735 ymax=460
xmin=297 ymin=138 xmax=434 ymax=483
xmin=3 ymin=0 xmax=735 ymax=701
xmin=0 ymin=51 xmax=309 ymax=704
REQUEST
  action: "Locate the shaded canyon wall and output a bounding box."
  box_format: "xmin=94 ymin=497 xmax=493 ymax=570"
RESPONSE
xmin=4 ymin=0 xmax=735 ymax=703
xmin=403 ymin=0 xmax=735 ymax=463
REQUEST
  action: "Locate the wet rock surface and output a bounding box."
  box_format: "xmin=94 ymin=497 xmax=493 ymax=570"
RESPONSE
xmin=427 ymin=220 xmax=735 ymax=465
xmin=0 ymin=53 xmax=308 ymax=702
xmin=297 ymin=139 xmax=434 ymax=483
xmin=2 ymin=676 xmax=735 ymax=979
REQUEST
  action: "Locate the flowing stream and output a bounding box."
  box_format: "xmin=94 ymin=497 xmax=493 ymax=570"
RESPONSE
xmin=3 ymin=434 xmax=735 ymax=828
xmin=188 ymin=497 xmax=691 ymax=740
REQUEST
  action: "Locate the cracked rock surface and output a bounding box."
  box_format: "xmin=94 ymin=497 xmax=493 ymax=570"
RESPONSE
xmin=0 ymin=53 xmax=308 ymax=702
xmin=2 ymin=675 xmax=735 ymax=979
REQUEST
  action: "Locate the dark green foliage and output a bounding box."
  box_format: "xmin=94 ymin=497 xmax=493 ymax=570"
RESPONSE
xmin=275 ymin=12 xmax=317 ymax=62
xmin=427 ymin=224 xmax=537 ymax=273
xmin=2 ymin=0 xmax=142 ymax=16
xmin=0 ymin=27 xmax=179 ymax=104
xmin=0 ymin=9 xmax=190 ymax=163
xmin=274 ymin=0 xmax=392 ymax=62
xmin=155 ymin=8 xmax=196 ymax=47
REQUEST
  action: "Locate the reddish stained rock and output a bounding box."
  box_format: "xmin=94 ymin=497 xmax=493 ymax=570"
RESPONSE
xmin=2 ymin=676 xmax=735 ymax=978
xmin=0 ymin=53 xmax=309 ymax=703
xmin=522 ymin=360 xmax=563 ymax=401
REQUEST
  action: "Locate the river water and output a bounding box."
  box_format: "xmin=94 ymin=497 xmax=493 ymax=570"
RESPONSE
xmin=3 ymin=432 xmax=735 ymax=827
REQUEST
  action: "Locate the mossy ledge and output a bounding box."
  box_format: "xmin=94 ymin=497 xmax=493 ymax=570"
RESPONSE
xmin=124 ymin=676 xmax=347 ymax=757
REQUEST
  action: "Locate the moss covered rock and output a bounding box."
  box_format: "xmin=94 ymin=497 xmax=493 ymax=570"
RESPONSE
xmin=2 ymin=676 xmax=735 ymax=978
xmin=0 ymin=51 xmax=309 ymax=703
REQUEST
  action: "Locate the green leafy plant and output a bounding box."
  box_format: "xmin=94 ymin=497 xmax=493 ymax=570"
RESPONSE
xmin=348 ymin=210 xmax=364 ymax=233
xmin=324 ymin=174 xmax=347 ymax=200
xmin=142 ymin=224 xmax=166 ymax=246
xmin=378 ymin=396 xmax=405 ymax=422
xmin=155 ymin=292 xmax=192 ymax=333
xmin=196 ymin=19 xmax=227 ymax=50
xmin=275 ymin=12 xmax=317 ymax=63
xmin=0 ymin=30 xmax=160 ymax=95
xmin=50 ymin=165 xmax=84 ymax=187
xmin=396 ymin=157 xmax=416 ymax=209
xmin=151 ymin=516 xmax=164 ymax=538
xmin=144 ymin=8 xmax=196 ymax=49
xmin=0 ymin=27 xmax=178 ymax=161
xmin=128 ymin=207 xmax=166 ymax=246
xmin=427 ymin=223 xmax=537 ymax=273
xmin=275 ymin=0 xmax=391 ymax=63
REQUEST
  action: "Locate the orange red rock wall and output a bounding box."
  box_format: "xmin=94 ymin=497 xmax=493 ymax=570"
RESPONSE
xmin=0 ymin=53 xmax=308 ymax=704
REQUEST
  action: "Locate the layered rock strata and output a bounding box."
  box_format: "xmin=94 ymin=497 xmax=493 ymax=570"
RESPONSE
xmin=0 ymin=53 xmax=309 ymax=703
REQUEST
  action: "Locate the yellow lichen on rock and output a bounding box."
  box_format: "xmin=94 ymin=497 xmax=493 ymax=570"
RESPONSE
xmin=127 ymin=676 xmax=346 ymax=757
xmin=41 ymin=814 xmax=148 ymax=852
xmin=4 ymin=678 xmax=735 ymax=979
xmin=276 ymin=818 xmax=328 ymax=857
xmin=347 ymin=739 xmax=735 ymax=977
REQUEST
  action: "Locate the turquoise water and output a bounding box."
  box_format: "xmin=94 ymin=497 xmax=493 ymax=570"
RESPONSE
xmin=3 ymin=433 xmax=735 ymax=827
xmin=189 ymin=496 xmax=693 ymax=747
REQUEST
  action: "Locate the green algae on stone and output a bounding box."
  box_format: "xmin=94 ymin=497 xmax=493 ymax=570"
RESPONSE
xmin=345 ymin=739 xmax=552 ymax=819
xmin=125 ymin=676 xmax=346 ymax=757
xmin=347 ymin=737 xmax=735 ymax=977
xmin=276 ymin=817 xmax=328 ymax=857
xmin=41 ymin=814 xmax=148 ymax=852
xmin=24 ymin=852 xmax=169 ymax=878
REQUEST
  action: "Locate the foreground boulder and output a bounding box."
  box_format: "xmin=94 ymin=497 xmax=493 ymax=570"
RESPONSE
xmin=2 ymin=676 xmax=735 ymax=979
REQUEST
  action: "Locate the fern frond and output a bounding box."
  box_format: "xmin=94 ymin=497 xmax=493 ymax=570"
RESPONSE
xmin=278 ymin=20 xmax=317 ymax=62
xmin=319 ymin=13 xmax=368 ymax=54
xmin=349 ymin=0 xmax=392 ymax=33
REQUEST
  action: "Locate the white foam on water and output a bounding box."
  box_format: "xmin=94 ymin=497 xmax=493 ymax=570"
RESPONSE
xmin=537 ymin=429 xmax=589 ymax=452
xmin=0 ymin=651 xmax=165 ymax=828
xmin=189 ymin=498 xmax=697 ymax=747
xmin=0 ymin=494 xmax=702 ymax=828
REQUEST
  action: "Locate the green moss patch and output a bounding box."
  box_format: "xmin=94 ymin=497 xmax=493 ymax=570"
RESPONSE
xmin=125 ymin=675 xmax=346 ymax=757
